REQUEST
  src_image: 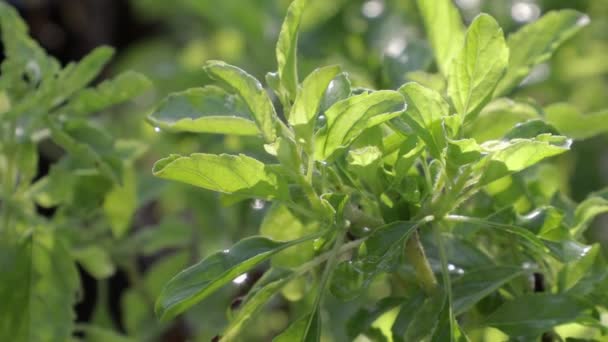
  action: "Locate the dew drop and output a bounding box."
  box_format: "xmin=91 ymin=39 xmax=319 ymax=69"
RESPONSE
xmin=522 ymin=261 xmax=535 ymax=269
xmin=448 ymin=264 xmax=465 ymax=275
xmin=384 ymin=37 xmax=407 ymax=58
xmin=576 ymin=15 xmax=590 ymax=27
xmin=511 ymin=2 xmax=540 ymax=23
xmin=154 ymin=127 xmax=161 ymax=133
xmin=361 ymin=0 xmax=384 ymax=19
xmin=233 ymin=273 xmax=248 ymax=285
xmin=251 ymin=199 xmax=265 ymax=210
xmin=327 ymin=80 xmax=336 ymax=92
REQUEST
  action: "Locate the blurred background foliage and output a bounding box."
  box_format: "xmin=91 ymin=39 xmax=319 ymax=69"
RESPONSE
xmin=5 ymin=0 xmax=608 ymax=340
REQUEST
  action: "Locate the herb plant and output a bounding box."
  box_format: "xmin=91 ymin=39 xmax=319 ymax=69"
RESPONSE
xmin=0 ymin=4 xmax=151 ymax=340
xmin=149 ymin=0 xmax=608 ymax=341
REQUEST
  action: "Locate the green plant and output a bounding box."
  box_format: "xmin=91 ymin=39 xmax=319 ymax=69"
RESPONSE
xmin=149 ymin=0 xmax=608 ymax=341
xmin=0 ymin=4 xmax=151 ymax=340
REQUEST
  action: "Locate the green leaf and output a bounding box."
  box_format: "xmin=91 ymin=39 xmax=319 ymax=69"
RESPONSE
xmin=1 ymin=229 xmax=81 ymax=341
xmin=415 ymin=0 xmax=465 ymax=75
xmin=260 ymin=204 xmax=319 ymax=268
xmin=155 ymin=236 xmax=315 ymax=321
xmin=273 ymin=311 xmax=320 ymax=342
xmin=545 ymin=103 xmax=608 ymax=140
xmin=348 ymin=146 xmax=382 ymax=168
xmin=224 ymin=271 xmax=292 ymax=340
xmin=72 ymin=245 xmax=116 ymax=279
xmin=452 ymin=266 xmax=524 ymax=314
xmin=447 ymin=138 xmax=482 ymax=167
xmin=67 ymin=71 xmax=151 ymax=115
xmin=320 ymin=90 xmax=404 ymax=160
xmin=398 ymin=82 xmax=451 ymax=157
xmin=495 ymin=10 xmax=589 ymax=96
xmin=204 ymin=60 xmax=278 ymax=142
xmin=354 ymin=221 xmax=421 ymax=293
xmin=319 ymin=72 xmax=351 ymax=112
xmin=477 ymin=134 xmax=570 ymax=185
xmin=49 ymin=119 xmax=124 ymax=184
xmin=347 ymin=297 xmax=403 ymax=340
xmin=0 ymin=232 xmax=32 ymax=341
xmin=103 ymin=165 xmax=137 ymax=238
xmin=503 ymin=119 xmax=559 ymax=140
xmin=485 ymin=294 xmax=586 ymax=337
xmin=572 ymin=188 xmax=608 ymax=236
xmin=57 ymin=46 xmax=114 ymax=102
xmin=276 ymin=0 xmax=307 ymax=102
xmin=147 ymin=86 xmax=259 ymax=136
xmin=466 ymin=99 xmax=540 ymax=142
xmin=448 ymin=14 xmax=509 ymax=119
xmin=30 ymin=230 xmax=80 ymax=342
xmin=560 ymin=244 xmax=600 ymax=291
xmin=152 ymin=153 xmax=285 ymax=199
xmin=0 ymin=3 xmax=58 ymax=92
xmin=289 ymin=65 xmax=341 ymax=142
xmin=329 ymin=261 xmax=365 ymax=300
xmin=126 ymin=218 xmax=192 ymax=256
xmin=391 ymin=292 xmax=425 ymax=342
xmin=402 ymin=291 xmax=446 ymax=342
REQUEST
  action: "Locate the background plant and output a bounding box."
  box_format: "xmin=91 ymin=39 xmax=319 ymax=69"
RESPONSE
xmin=0 ymin=3 xmax=151 ymax=341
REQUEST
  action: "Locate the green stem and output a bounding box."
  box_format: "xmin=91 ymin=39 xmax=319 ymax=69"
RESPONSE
xmin=305 ymin=154 xmax=315 ymax=184
xmin=434 ymin=223 xmax=455 ymax=342
xmin=305 ymin=228 xmax=346 ymax=334
xmin=420 ymin=156 xmax=434 ymax=196
xmin=1 ymin=123 xmax=15 ymax=234
xmin=404 ymin=229 xmax=438 ymax=295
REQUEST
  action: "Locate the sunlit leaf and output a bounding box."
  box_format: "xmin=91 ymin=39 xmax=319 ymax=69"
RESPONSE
xmin=398 ymin=82 xmax=451 ymax=158
xmin=152 ymin=153 xmax=285 ymax=199
xmin=204 ymin=60 xmax=278 ymax=141
xmin=448 ymin=14 xmax=509 ymax=119
xmin=485 ymin=294 xmax=586 ymax=337
xmin=415 ymin=0 xmax=465 ymax=75
xmin=289 ymin=65 xmax=341 ymax=143
xmin=572 ymin=188 xmax=608 ymax=236
xmin=545 ymin=103 xmax=608 ymax=140
xmin=155 ymin=236 xmax=316 ymax=321
xmin=495 ymin=10 xmax=589 ymax=96
xmin=261 ymin=204 xmax=319 ymax=268
xmin=276 ymin=0 xmax=307 ymax=102
xmin=320 ymin=90 xmax=404 ymax=160
xmin=477 ymin=134 xmax=570 ymax=185
xmin=147 ymin=86 xmax=260 ymax=136
xmin=466 ymin=99 xmax=540 ymax=142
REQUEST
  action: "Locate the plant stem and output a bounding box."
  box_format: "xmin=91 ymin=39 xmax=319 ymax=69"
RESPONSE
xmin=1 ymin=122 xmax=15 ymax=234
xmin=404 ymin=229 xmax=438 ymax=295
xmin=434 ymin=223 xmax=455 ymax=342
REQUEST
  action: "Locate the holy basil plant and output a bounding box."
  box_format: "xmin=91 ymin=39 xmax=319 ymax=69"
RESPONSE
xmin=0 ymin=4 xmax=150 ymax=341
xmin=150 ymin=0 xmax=608 ymax=340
